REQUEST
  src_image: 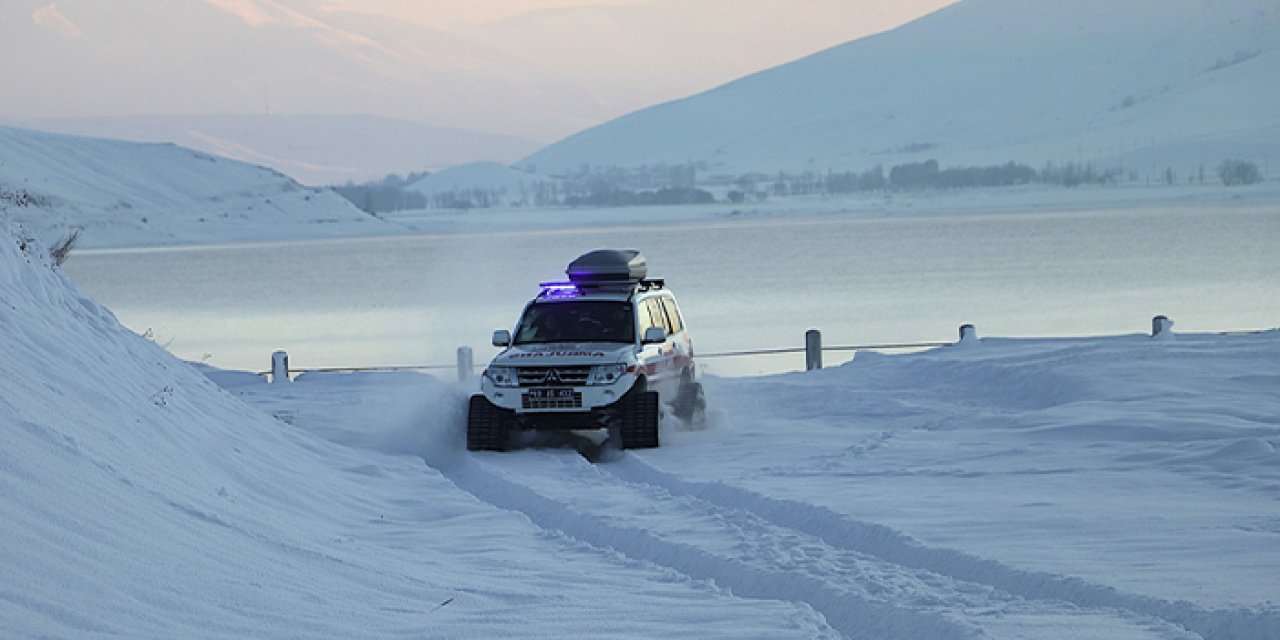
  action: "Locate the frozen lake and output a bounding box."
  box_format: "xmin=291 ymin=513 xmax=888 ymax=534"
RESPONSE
xmin=64 ymin=204 xmax=1280 ymax=375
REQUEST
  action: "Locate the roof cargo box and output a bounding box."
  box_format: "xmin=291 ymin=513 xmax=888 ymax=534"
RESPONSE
xmin=567 ymin=249 xmax=647 ymax=284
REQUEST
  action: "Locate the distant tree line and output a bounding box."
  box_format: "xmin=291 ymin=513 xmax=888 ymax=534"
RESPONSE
xmin=1218 ymin=159 xmax=1262 ymax=186
xmin=761 ymin=157 xmax=1270 ymax=195
xmin=335 ymin=156 xmax=1265 ymax=212
xmin=330 ymin=171 xmax=430 ymax=213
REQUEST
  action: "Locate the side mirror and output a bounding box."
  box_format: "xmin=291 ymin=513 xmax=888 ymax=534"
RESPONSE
xmin=642 ymin=326 xmax=667 ymax=344
xmin=492 ymin=329 xmax=511 ymax=347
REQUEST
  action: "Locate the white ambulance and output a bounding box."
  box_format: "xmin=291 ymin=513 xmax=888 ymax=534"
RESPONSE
xmin=468 ymin=250 xmax=704 ymax=451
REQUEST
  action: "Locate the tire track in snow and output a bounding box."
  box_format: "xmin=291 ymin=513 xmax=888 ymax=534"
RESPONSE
xmin=424 ymin=450 xmax=976 ymax=640
xmin=608 ymin=453 xmax=1280 ymax=640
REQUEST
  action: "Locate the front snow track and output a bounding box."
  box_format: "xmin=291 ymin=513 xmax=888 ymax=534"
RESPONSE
xmin=423 ymin=447 xmax=1272 ymax=640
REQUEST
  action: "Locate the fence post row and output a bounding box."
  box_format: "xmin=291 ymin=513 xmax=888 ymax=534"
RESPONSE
xmin=263 ymin=315 xmax=1195 ymax=382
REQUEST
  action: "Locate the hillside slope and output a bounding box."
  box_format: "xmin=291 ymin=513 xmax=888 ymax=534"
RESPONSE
xmin=0 ymin=125 xmax=392 ymax=248
xmin=523 ymin=0 xmax=1280 ymax=177
xmin=5 ymin=114 xmax=544 ymax=185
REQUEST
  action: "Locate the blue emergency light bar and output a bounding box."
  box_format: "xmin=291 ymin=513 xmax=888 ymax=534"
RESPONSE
xmin=538 ymin=282 xmax=580 ymax=298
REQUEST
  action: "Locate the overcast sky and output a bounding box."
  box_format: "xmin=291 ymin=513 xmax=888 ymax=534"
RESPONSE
xmin=316 ymin=0 xmax=653 ymax=28
xmin=4 ymin=0 xmax=956 ymax=141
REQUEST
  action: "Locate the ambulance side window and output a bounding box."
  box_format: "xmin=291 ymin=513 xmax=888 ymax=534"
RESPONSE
xmin=636 ymin=299 xmax=656 ymax=338
xmin=660 ymin=296 xmax=683 ymax=334
xmin=645 ymin=298 xmax=672 ymax=335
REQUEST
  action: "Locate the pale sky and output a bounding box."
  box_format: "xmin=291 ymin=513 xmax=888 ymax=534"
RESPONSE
xmin=316 ymin=0 xmax=652 ymax=28
xmin=3 ymin=0 xmax=956 ymax=141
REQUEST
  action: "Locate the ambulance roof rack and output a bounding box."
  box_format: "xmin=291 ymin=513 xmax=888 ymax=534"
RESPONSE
xmin=536 ymin=277 xmax=664 ymax=299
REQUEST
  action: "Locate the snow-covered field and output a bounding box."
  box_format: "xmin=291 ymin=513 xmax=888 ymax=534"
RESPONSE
xmin=5 ymin=205 xmax=1278 ymax=638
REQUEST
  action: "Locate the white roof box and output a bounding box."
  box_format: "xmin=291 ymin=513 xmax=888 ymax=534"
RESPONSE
xmin=567 ymin=249 xmax=647 ymax=284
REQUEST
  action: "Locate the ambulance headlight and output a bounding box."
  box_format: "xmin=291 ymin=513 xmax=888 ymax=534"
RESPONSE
xmin=587 ymin=364 xmax=627 ymax=386
xmin=484 ymin=366 xmax=519 ymax=388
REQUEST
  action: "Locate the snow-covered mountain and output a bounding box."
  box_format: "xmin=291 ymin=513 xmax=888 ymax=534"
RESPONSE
xmin=523 ymin=0 xmax=1280 ymax=177
xmin=3 ymin=114 xmax=544 ymax=186
xmin=0 ymin=125 xmax=392 ymax=248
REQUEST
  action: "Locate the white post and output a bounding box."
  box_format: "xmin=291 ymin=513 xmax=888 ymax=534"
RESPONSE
xmin=271 ymin=350 xmax=290 ymax=384
xmin=457 ymin=346 xmax=474 ymax=382
xmin=805 ymin=329 xmax=822 ymax=371
xmin=958 ymin=324 xmax=977 ymax=344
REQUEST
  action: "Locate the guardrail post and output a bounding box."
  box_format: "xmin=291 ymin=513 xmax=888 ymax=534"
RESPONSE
xmin=958 ymin=323 xmax=977 ymax=344
xmin=271 ymin=350 xmax=290 ymax=384
xmin=1151 ymin=315 xmax=1173 ymax=338
xmin=805 ymin=329 xmax=823 ymax=371
xmin=457 ymin=346 xmax=474 ymax=382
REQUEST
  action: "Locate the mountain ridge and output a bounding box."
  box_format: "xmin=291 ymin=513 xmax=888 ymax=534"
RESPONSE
xmin=522 ymin=0 xmax=1280 ymax=177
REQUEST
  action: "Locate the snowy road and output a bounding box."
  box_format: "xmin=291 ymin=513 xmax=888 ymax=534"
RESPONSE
xmin=215 ymin=322 xmax=1280 ymax=640
xmin=426 ymin=441 xmax=1264 ymax=640
xmin=213 ymin=327 xmax=1280 ymax=640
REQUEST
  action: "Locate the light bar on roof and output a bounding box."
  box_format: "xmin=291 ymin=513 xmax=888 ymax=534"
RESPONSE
xmin=538 ymin=281 xmax=580 ymax=298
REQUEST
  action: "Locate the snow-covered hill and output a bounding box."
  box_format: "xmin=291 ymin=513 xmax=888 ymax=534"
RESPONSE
xmin=0 ymin=125 xmax=394 ymax=248
xmin=524 ymin=0 xmax=1280 ymax=177
xmin=3 ymin=114 xmax=544 ymax=186
xmin=5 ymin=204 xmax=1280 ymax=638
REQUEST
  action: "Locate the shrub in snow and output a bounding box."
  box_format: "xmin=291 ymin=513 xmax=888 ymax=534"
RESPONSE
xmin=1217 ymin=159 xmax=1262 ymax=186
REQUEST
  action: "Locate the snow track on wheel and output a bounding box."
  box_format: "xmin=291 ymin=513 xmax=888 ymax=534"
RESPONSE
xmin=421 ymin=447 xmax=1241 ymax=640
xmin=610 ymin=454 xmax=1280 ymax=640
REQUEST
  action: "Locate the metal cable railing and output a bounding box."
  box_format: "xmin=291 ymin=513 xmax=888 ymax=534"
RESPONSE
xmin=254 ymin=320 xmax=1272 ymax=383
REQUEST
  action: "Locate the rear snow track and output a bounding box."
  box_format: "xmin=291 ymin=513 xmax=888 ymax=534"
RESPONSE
xmin=422 ymin=447 xmax=1273 ymax=640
